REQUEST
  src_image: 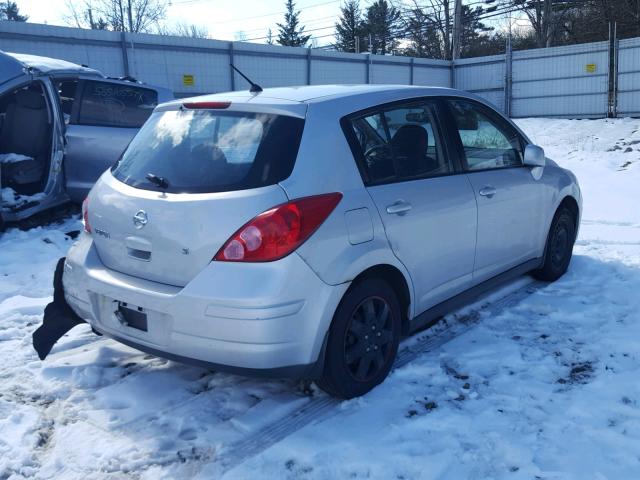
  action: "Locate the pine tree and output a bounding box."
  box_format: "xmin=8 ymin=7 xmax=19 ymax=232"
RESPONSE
xmin=459 ymin=5 xmax=494 ymax=57
xmin=402 ymin=6 xmax=444 ymax=59
xmin=334 ymin=0 xmax=365 ymax=53
xmin=0 ymin=1 xmax=28 ymax=21
xmin=362 ymin=0 xmax=401 ymax=55
xmin=276 ymin=0 xmax=311 ymax=47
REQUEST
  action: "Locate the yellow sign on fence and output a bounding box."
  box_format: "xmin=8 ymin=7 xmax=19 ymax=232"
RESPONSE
xmin=585 ymin=63 xmax=597 ymax=73
xmin=183 ymin=74 xmax=195 ymax=86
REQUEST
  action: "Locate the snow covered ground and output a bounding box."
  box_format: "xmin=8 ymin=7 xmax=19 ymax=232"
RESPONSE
xmin=1 ymin=118 xmax=639 ymax=479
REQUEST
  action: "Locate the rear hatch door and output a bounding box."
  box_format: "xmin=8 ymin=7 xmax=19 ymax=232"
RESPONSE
xmin=87 ymin=101 xmax=306 ymax=287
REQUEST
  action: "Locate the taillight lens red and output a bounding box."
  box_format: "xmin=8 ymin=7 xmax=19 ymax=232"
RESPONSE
xmin=82 ymin=197 xmax=91 ymax=233
xmin=182 ymin=101 xmax=231 ymax=109
xmin=214 ymin=193 xmax=343 ymax=262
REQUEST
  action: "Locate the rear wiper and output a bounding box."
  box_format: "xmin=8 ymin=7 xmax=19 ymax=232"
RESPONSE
xmin=146 ymin=173 xmax=169 ymax=190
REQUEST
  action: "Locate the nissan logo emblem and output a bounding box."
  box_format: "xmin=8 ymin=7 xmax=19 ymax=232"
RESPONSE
xmin=133 ymin=210 xmax=148 ymax=229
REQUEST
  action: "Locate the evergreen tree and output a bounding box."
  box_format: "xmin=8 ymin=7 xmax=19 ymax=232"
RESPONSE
xmin=277 ymin=0 xmax=311 ymax=47
xmin=0 ymin=1 xmax=28 ymax=21
xmin=402 ymin=6 xmax=443 ymax=58
xmin=334 ymin=0 xmax=366 ymax=53
xmin=459 ymin=6 xmax=494 ymax=57
xmin=362 ymin=0 xmax=401 ymax=55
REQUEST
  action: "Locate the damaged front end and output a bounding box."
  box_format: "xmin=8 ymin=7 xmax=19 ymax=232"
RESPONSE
xmin=32 ymin=257 xmax=88 ymax=360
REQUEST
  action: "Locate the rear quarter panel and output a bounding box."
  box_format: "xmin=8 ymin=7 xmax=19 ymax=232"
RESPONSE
xmin=280 ymin=101 xmax=417 ymax=318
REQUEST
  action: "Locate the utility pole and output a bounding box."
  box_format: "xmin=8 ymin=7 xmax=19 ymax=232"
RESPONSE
xmin=452 ymin=0 xmax=462 ymax=60
xmin=126 ymin=0 xmax=134 ymax=33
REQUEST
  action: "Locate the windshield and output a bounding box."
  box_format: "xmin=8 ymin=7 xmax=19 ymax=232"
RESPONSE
xmin=111 ymin=109 xmax=304 ymax=194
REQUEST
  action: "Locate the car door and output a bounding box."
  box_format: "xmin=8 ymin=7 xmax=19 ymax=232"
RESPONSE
xmin=445 ymin=98 xmax=544 ymax=282
xmin=345 ymin=99 xmax=478 ymax=315
xmin=59 ymin=78 xmax=161 ymax=202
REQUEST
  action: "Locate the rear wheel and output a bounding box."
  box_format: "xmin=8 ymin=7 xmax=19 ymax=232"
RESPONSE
xmin=532 ymin=206 xmax=576 ymax=281
xmin=318 ymin=278 xmax=401 ymax=399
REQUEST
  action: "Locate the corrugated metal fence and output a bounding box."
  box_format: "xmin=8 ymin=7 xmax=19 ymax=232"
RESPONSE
xmin=0 ymin=21 xmax=451 ymax=96
xmin=2 ymin=20 xmax=640 ymax=118
xmin=455 ymin=41 xmax=612 ymax=118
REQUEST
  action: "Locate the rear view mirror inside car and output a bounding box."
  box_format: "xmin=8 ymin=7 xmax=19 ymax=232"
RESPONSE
xmin=455 ymin=110 xmax=479 ymax=130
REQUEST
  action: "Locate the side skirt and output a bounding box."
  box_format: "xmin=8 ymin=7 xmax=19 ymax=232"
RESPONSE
xmin=408 ymin=258 xmax=543 ymax=334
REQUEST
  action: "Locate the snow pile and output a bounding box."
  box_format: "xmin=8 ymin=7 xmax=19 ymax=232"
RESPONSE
xmin=0 ymin=118 xmax=639 ymax=479
xmin=0 ymin=153 xmax=33 ymax=164
xmin=1 ymin=187 xmax=46 ymax=210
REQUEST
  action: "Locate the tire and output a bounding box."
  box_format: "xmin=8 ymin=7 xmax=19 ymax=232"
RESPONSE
xmin=532 ymin=206 xmax=576 ymax=282
xmin=317 ymin=277 xmax=401 ymax=399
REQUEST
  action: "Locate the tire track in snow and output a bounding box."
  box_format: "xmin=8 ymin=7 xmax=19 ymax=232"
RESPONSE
xmin=217 ymin=279 xmax=546 ymax=474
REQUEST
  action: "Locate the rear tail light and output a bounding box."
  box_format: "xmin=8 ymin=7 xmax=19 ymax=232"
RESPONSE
xmin=82 ymin=197 xmax=91 ymax=233
xmin=214 ymin=193 xmax=343 ymax=262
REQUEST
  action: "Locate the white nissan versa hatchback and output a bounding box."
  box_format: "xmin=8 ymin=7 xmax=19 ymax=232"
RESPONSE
xmin=34 ymin=85 xmax=581 ymax=399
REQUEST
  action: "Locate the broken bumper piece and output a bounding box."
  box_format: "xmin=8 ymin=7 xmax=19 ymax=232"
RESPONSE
xmin=32 ymin=257 xmax=86 ymax=360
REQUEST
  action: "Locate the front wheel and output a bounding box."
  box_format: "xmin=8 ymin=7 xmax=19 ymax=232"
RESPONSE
xmin=532 ymin=206 xmax=576 ymax=281
xmin=317 ymin=278 xmax=401 ymax=399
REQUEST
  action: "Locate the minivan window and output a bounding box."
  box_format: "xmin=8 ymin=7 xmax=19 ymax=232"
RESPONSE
xmin=348 ymin=100 xmax=451 ymax=184
xmin=448 ymin=99 xmax=523 ymax=171
xmin=111 ymin=109 xmax=304 ymax=194
xmin=77 ymin=80 xmax=158 ymax=128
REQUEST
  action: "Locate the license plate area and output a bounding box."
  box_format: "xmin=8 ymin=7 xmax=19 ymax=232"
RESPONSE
xmin=115 ymin=303 xmax=148 ymax=332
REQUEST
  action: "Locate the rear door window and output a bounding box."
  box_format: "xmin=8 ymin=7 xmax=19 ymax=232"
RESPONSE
xmin=111 ymin=109 xmax=304 ymax=194
xmin=77 ymin=80 xmax=158 ymax=128
xmin=346 ymin=100 xmax=452 ymax=184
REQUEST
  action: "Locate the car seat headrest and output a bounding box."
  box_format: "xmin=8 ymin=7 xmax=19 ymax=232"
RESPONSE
xmin=15 ymin=89 xmax=46 ymax=110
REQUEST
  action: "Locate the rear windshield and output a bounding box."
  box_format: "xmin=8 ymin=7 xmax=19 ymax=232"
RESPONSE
xmin=111 ymin=109 xmax=304 ymax=193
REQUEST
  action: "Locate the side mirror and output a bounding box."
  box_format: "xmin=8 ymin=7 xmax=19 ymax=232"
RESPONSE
xmin=523 ymin=144 xmax=545 ymax=168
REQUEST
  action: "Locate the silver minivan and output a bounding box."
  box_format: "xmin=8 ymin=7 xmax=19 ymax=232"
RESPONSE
xmin=36 ymin=85 xmax=581 ymax=398
xmin=0 ymin=51 xmax=172 ymax=223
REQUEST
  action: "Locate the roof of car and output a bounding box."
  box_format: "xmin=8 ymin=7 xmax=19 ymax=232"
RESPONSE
xmin=176 ymin=84 xmax=456 ymax=105
xmin=4 ymin=52 xmax=104 ymax=77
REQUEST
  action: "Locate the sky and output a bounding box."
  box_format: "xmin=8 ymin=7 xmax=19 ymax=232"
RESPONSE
xmin=15 ymin=0 xmax=345 ymax=45
xmin=14 ymin=0 xmax=522 ymax=48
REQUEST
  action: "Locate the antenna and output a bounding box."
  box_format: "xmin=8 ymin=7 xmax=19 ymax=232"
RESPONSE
xmin=230 ymin=64 xmax=263 ymax=93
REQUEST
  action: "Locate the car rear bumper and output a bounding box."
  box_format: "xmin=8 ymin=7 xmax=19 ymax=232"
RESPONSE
xmin=63 ymin=234 xmax=349 ymax=377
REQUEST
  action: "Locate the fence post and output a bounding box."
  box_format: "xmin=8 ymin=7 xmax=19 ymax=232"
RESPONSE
xmin=607 ymin=22 xmax=619 ymax=118
xmin=120 ymin=32 xmax=130 ymax=76
xmin=229 ymin=42 xmax=235 ymax=91
xmin=409 ymin=57 xmax=414 ymax=85
xmin=450 ymin=60 xmax=455 ymax=89
xmin=366 ymin=54 xmax=371 ymax=84
xmin=504 ymin=36 xmax=513 ymax=117
xmin=307 ymin=47 xmax=312 ymax=85
xmin=614 ymin=25 xmax=619 ymax=117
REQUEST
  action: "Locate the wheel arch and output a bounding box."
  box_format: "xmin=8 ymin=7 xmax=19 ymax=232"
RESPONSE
xmin=558 ymin=195 xmax=580 ymax=236
xmin=349 ymin=264 xmax=412 ymax=335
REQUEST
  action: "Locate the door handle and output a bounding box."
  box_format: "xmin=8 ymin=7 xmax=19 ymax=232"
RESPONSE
xmin=386 ymin=200 xmax=412 ymax=215
xmin=478 ymin=186 xmax=497 ymax=198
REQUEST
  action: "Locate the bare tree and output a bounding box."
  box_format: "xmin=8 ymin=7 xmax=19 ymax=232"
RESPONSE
xmin=64 ymin=0 xmax=108 ymax=29
xmin=504 ymin=0 xmax=574 ymax=47
xmin=401 ymin=0 xmax=453 ymax=59
xmin=157 ymin=22 xmax=209 ymax=38
xmin=64 ymin=0 xmax=167 ymax=33
xmin=402 ymin=4 xmax=444 ymax=58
